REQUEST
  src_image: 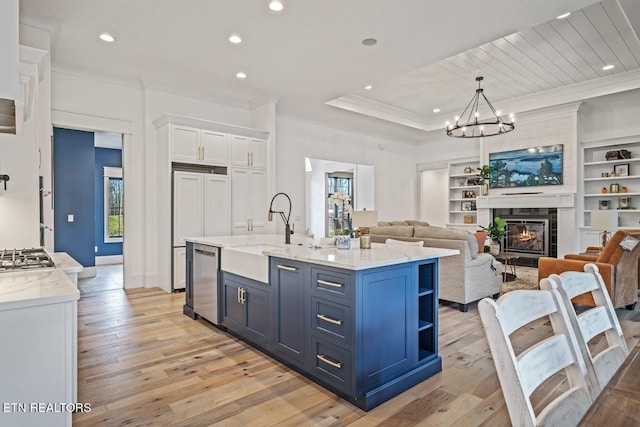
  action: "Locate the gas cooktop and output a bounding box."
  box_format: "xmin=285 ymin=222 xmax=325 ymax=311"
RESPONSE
xmin=0 ymin=248 xmax=55 ymax=272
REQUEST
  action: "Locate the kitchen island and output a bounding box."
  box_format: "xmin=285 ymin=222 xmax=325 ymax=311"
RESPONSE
xmin=184 ymin=235 xmax=457 ymax=410
xmin=0 ymin=253 xmax=82 ymax=427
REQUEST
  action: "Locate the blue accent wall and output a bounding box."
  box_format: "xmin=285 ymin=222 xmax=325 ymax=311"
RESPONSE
xmin=53 ymin=128 xmax=96 ymax=268
xmin=95 ymin=148 xmax=123 ymax=256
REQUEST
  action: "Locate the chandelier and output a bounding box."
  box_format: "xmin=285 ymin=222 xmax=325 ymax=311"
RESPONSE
xmin=446 ymin=76 xmax=515 ymax=138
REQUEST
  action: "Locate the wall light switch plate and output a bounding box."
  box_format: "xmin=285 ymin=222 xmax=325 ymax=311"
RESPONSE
xmin=67 ymin=214 xmax=74 ymax=222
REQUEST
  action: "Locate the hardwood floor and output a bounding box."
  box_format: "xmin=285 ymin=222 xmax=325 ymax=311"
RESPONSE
xmin=74 ymin=288 xmax=640 ymax=426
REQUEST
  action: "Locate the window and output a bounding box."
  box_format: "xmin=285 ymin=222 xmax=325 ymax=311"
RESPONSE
xmin=104 ymin=167 xmax=123 ymax=242
xmin=326 ymin=172 xmax=353 ymax=236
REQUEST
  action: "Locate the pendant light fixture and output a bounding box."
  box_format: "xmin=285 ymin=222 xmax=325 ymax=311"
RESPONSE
xmin=446 ymin=76 xmax=515 ymax=138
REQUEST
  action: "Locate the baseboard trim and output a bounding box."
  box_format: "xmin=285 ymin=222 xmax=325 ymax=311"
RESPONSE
xmin=96 ymin=255 xmax=123 ymax=265
xmin=78 ymin=266 xmax=97 ymax=279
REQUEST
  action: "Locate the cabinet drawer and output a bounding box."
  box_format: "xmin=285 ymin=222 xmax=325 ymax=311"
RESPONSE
xmin=310 ymin=336 xmax=352 ymax=392
xmin=311 ymin=268 xmax=354 ymax=300
xmin=311 ymin=297 xmax=351 ymax=344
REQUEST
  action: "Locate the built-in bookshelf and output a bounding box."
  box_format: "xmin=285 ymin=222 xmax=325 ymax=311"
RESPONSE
xmin=448 ymin=159 xmax=480 ymax=228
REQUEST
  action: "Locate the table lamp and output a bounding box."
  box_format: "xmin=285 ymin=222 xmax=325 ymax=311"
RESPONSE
xmin=352 ymin=210 xmax=378 ymax=249
xmin=590 ymin=210 xmax=618 ymax=249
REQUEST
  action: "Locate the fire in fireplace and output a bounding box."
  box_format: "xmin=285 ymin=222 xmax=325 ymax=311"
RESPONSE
xmin=504 ymin=219 xmax=549 ymax=257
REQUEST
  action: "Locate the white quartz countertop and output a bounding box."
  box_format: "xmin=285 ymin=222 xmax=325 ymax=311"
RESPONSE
xmin=51 ymin=252 xmax=84 ymax=273
xmin=187 ymin=235 xmax=458 ymax=270
xmin=0 ymin=252 xmax=82 ymax=311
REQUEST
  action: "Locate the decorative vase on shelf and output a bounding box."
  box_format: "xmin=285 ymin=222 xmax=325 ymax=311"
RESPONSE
xmin=489 ymin=240 xmax=500 ymax=256
xmin=336 ymin=235 xmax=351 ymax=249
xmin=481 ymin=183 xmax=489 ymax=196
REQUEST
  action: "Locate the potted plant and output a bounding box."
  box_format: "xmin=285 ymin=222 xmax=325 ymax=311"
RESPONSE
xmin=478 ymin=216 xmax=507 ymax=255
xmin=477 ymin=164 xmax=491 ymax=195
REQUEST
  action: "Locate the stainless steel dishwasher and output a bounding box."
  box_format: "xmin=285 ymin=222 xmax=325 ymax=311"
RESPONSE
xmin=193 ymin=243 xmax=220 ymax=324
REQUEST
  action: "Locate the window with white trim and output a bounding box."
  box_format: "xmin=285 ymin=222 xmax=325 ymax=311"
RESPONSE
xmin=104 ymin=166 xmax=123 ymax=243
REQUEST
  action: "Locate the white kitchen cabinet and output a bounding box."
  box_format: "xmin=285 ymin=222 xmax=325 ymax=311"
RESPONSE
xmin=171 ymin=125 xmax=228 ymax=165
xmin=154 ymin=114 xmax=269 ymax=293
xmin=0 ymin=299 xmax=77 ymax=427
xmin=173 ymin=247 xmax=187 ymax=290
xmin=231 ymin=168 xmax=267 ymax=235
xmin=230 ymin=135 xmax=265 ymax=169
xmin=173 ymin=171 xmax=230 ymax=290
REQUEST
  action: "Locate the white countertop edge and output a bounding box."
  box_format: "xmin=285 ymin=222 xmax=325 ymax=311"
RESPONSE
xmin=263 ymin=245 xmax=459 ymax=271
xmin=51 ymin=252 xmax=84 ymax=273
xmin=0 ymin=290 xmax=80 ymax=311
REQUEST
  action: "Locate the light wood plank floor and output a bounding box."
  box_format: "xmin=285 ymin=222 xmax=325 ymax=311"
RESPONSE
xmin=74 ymin=288 xmax=640 ymax=427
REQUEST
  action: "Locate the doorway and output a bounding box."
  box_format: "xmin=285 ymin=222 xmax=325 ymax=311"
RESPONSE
xmin=52 ymin=127 xmax=124 ymax=293
xmin=327 ymin=172 xmax=353 ymax=236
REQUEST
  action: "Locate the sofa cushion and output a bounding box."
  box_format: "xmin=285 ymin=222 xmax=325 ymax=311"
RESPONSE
xmin=377 ymin=221 xmax=392 ymax=226
xmin=389 ymin=220 xmax=410 ymax=226
xmin=414 ymin=226 xmax=478 ymax=259
xmin=369 ymin=225 xmax=414 ymax=237
xmin=405 ymin=220 xmax=430 ymax=227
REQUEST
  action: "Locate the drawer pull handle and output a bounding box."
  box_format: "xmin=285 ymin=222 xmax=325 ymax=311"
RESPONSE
xmin=317 ymin=354 xmax=342 ymax=369
xmin=317 ymin=279 xmax=343 ymax=288
xmin=277 ymin=264 xmax=297 ymax=272
xmin=317 ymin=314 xmax=342 ymax=325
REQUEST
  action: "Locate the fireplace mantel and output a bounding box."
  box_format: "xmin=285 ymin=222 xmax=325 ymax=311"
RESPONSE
xmin=476 ymin=193 xmax=575 ymax=209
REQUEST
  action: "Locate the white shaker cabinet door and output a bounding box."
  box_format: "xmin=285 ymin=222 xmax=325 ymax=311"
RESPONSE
xmin=173 ymin=247 xmax=187 ymax=290
xmin=173 ymin=171 xmax=204 ymax=246
xmin=231 ymin=168 xmax=251 ymax=234
xmin=204 ymin=174 xmax=231 ymax=236
xmin=230 ymin=135 xmax=251 ymax=167
xmin=201 ymin=130 xmax=228 ymax=165
xmin=250 ymin=138 xmax=266 ymax=169
xmin=171 ymin=125 xmax=200 ymax=163
xmin=248 ymin=169 xmax=266 ymax=233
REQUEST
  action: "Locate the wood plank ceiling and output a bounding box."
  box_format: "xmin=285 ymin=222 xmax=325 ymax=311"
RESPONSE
xmin=329 ymin=0 xmax=640 ymax=131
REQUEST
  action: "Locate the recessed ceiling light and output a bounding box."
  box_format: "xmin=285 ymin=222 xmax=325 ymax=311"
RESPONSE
xmin=364 ymin=85 xmax=372 ymax=90
xmin=602 ymin=64 xmax=615 ymax=70
xmin=99 ymin=33 xmax=115 ymax=42
xmin=433 ymin=108 xmax=441 ymax=113
xmin=236 ymin=72 xmax=247 ymax=79
xmin=228 ymin=34 xmax=242 ymax=44
xmin=269 ymin=1 xmax=284 ymax=12
xmin=362 ymin=38 xmax=377 ymax=47
xmin=557 ymin=12 xmax=571 ymax=19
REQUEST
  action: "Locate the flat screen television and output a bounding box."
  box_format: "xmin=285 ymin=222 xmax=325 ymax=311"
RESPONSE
xmin=489 ymin=144 xmax=563 ymax=188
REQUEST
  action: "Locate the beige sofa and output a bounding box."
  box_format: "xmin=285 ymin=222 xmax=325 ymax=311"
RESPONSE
xmin=369 ymin=221 xmax=503 ymax=312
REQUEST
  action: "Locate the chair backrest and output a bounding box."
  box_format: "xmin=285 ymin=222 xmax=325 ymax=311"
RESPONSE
xmin=385 ymin=238 xmax=424 ymax=247
xmin=540 ymin=263 xmax=629 ymax=394
xmin=478 ymin=290 xmax=592 ymax=426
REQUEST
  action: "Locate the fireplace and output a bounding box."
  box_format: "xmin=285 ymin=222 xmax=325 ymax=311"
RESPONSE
xmin=493 ymin=208 xmax=558 ymax=266
xmin=504 ymin=220 xmax=548 ymax=257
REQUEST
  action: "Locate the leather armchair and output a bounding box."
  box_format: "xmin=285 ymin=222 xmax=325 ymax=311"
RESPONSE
xmin=538 ymin=230 xmax=640 ymax=309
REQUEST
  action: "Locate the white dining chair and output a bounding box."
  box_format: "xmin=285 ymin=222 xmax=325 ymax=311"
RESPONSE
xmin=540 ymin=263 xmax=629 ymax=395
xmin=478 ymin=289 xmax=593 ymax=427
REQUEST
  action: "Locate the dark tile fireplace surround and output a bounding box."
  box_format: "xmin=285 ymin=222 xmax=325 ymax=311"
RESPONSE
xmin=493 ymin=208 xmax=558 ymax=267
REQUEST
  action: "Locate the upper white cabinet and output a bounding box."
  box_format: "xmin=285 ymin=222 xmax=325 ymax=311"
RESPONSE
xmin=230 ymin=135 xmax=265 ymax=169
xmin=171 ymin=125 xmax=228 ymax=165
xmin=231 ymin=168 xmax=267 ymax=235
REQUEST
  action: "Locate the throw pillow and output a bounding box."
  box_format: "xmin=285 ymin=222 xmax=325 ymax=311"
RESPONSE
xmin=474 ymin=231 xmax=488 ymax=255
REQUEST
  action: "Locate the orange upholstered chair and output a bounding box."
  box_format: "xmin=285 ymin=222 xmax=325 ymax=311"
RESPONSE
xmin=538 ymin=230 xmax=640 ymax=309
